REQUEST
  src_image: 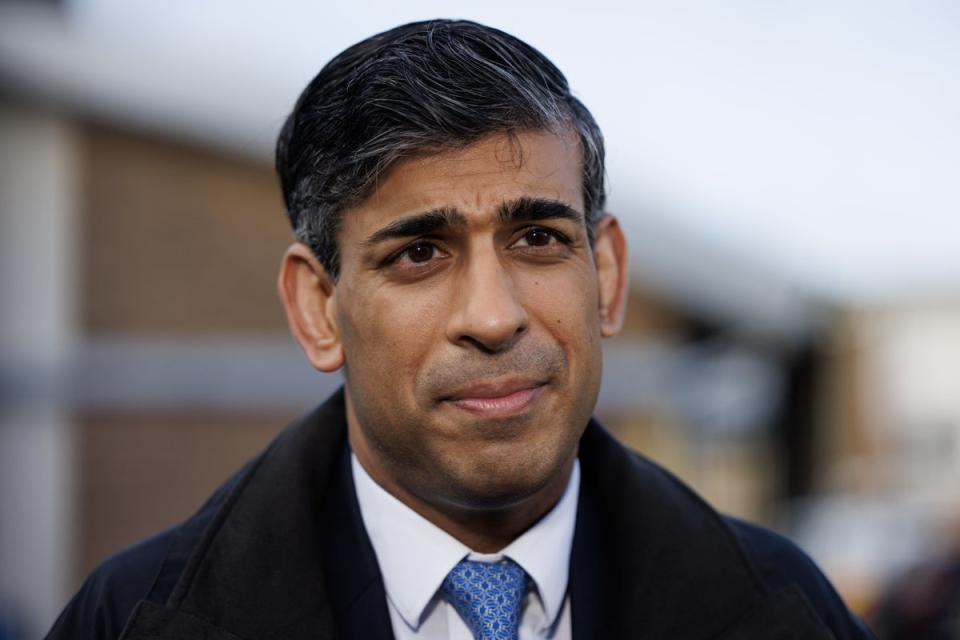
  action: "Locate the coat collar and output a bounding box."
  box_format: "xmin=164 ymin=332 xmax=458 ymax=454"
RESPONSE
xmin=122 ymin=390 xmax=832 ymax=639
xmin=570 ymin=422 xmax=832 ymax=639
xmin=123 ymin=390 xmax=374 ymax=639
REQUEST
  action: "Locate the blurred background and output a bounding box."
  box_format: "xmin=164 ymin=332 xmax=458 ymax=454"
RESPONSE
xmin=2 ymin=1 xmax=959 ymax=637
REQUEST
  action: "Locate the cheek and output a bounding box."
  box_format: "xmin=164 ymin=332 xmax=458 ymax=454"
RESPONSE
xmin=339 ymin=283 xmax=449 ymax=379
xmin=521 ymin=267 xmax=600 ymax=341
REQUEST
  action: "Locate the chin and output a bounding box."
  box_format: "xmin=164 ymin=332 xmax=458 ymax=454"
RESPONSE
xmin=439 ymin=446 xmax=568 ymax=511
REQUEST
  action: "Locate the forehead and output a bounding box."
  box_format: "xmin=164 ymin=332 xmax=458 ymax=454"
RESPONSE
xmin=344 ymin=130 xmax=585 ymax=232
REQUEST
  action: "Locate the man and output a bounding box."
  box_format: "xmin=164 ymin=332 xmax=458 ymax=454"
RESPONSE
xmin=49 ymin=20 xmax=873 ymax=640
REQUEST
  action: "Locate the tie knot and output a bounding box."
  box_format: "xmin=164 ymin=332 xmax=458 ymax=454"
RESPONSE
xmin=442 ymin=559 xmax=529 ymax=640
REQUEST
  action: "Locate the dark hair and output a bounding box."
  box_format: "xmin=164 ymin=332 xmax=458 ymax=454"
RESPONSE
xmin=275 ymin=19 xmax=605 ymax=278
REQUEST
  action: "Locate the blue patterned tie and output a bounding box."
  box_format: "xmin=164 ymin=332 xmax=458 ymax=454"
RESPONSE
xmin=442 ymin=559 xmax=529 ymax=640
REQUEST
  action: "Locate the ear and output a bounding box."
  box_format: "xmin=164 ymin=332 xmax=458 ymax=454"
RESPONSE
xmin=277 ymin=243 xmax=344 ymax=372
xmin=592 ymin=214 xmax=630 ymax=337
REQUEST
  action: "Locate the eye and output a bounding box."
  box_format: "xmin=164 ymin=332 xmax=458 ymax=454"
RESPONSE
xmin=513 ymin=227 xmax=568 ymax=248
xmin=521 ymin=228 xmax=554 ymax=247
xmin=384 ymin=240 xmax=447 ymax=271
xmin=403 ymin=241 xmax=436 ymax=263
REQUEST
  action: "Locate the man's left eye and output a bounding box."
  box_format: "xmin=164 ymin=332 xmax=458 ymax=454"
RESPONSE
xmin=515 ymin=227 xmax=564 ymax=247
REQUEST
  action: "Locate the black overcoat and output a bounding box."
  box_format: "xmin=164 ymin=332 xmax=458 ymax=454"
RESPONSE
xmin=48 ymin=390 xmax=874 ymax=639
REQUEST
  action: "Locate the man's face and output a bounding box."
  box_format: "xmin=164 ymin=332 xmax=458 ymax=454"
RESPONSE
xmin=332 ymin=130 xmax=609 ymax=512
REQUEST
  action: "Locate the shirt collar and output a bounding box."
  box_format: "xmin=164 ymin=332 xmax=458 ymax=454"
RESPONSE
xmin=498 ymin=459 xmax=579 ymax=627
xmin=352 ymin=454 xmax=580 ymax=632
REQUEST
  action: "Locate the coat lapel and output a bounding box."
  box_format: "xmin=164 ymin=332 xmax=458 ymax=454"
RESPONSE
xmin=571 ymin=421 xmax=834 ymax=640
xmin=122 ymin=390 xmax=392 ymax=640
xmin=712 ymin=585 xmax=840 ymax=639
xmin=321 ymin=444 xmax=395 ymax=640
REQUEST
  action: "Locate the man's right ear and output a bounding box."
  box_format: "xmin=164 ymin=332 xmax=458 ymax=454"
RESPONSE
xmin=278 ymin=243 xmax=344 ymax=372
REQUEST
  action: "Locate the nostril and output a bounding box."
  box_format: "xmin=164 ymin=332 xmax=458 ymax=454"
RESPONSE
xmin=461 ymin=335 xmax=498 ymax=355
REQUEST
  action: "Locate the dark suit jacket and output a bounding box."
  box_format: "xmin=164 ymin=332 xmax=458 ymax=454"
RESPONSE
xmin=48 ymin=389 xmax=874 ymax=639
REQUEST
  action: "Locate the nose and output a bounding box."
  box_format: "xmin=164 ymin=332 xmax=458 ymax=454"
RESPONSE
xmin=446 ymin=249 xmax=528 ymax=353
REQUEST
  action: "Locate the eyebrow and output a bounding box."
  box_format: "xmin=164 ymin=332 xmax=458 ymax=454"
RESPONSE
xmin=498 ymin=197 xmax=583 ymax=225
xmin=365 ymin=208 xmax=468 ymax=245
xmin=364 ymin=197 xmax=583 ymax=246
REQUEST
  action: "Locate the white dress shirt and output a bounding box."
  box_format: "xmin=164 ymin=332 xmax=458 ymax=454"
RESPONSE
xmin=352 ymin=454 xmax=580 ymax=640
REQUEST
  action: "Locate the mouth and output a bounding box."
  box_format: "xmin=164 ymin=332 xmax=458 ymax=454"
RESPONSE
xmin=441 ymin=379 xmax=546 ymax=418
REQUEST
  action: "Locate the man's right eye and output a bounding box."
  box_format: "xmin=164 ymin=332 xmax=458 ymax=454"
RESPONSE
xmin=403 ymin=241 xmax=436 ymax=264
xmin=382 ymin=240 xmax=446 ymax=271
